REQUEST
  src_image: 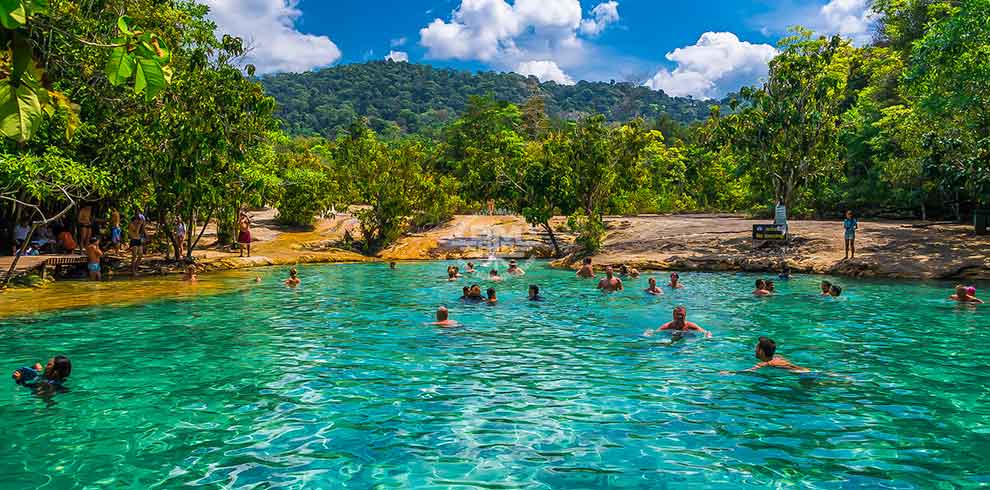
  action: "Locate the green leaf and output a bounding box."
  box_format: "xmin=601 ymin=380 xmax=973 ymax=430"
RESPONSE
xmin=0 ymin=0 xmax=25 ymax=29
xmin=0 ymin=80 xmax=43 ymax=142
xmin=117 ymin=15 xmax=132 ymax=35
xmin=134 ymin=58 xmax=167 ymax=100
xmin=105 ymin=46 xmax=135 ymax=86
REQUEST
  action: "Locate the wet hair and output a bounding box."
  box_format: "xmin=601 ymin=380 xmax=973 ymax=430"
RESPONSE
xmin=89 ymin=237 xmax=100 ymax=244
xmin=489 ymin=269 xmax=498 ymax=276
xmin=529 ymin=284 xmax=539 ymax=295
xmin=757 ymin=337 xmax=776 ymax=358
xmin=821 ymin=280 xmax=832 ymax=290
xmin=766 ymin=280 xmax=775 ymax=292
xmin=673 ymin=305 xmax=686 ymax=314
xmin=755 ymin=279 xmax=766 ymax=289
xmin=289 ymin=268 xmax=298 ymax=277
xmin=648 ymin=277 xmax=657 ymax=284
xmin=670 ymin=272 xmax=679 ymax=280
xmin=487 ymin=287 xmax=496 ymax=299
xmin=583 ymin=257 xmax=592 ymax=264
xmin=462 ymin=286 xmax=470 ymax=296
xmin=830 ymin=285 xmax=842 ymax=297
xmin=436 ymin=307 xmax=449 ymax=321
xmin=46 ymin=356 xmax=71 ymax=381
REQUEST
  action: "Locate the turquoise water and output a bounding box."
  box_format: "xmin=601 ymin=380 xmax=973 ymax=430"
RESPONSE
xmin=2 ymin=261 xmax=989 ymax=489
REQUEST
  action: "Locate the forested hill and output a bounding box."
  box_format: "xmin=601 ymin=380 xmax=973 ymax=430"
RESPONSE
xmin=260 ymin=61 xmax=715 ymax=138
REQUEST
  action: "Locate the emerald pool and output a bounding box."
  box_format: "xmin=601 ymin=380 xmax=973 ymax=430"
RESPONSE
xmin=2 ymin=261 xmax=988 ymax=489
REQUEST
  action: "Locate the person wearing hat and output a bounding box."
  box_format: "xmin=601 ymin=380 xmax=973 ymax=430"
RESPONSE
xmin=506 ymin=259 xmax=525 ymax=276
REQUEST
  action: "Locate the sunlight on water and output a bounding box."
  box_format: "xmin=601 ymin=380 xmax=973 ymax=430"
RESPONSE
xmin=1 ymin=261 xmax=988 ymax=489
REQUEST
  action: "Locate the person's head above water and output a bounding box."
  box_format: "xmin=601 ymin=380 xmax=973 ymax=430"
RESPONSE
xmin=462 ymin=286 xmax=470 ymax=297
xmin=389 ymin=261 xmax=396 ymax=269
xmin=670 ymin=272 xmax=680 ymax=283
xmin=605 ymin=266 xmax=614 ymax=277
xmin=436 ymin=306 xmax=449 ymax=322
xmin=470 ymin=284 xmax=482 ymax=297
xmin=490 ymin=269 xmax=499 ymax=276
xmin=821 ymin=280 xmax=832 ymax=293
xmin=756 ymin=336 xmax=776 ymax=361
xmin=583 ymin=257 xmax=592 ymax=265
xmin=289 ymin=268 xmax=298 ymax=278
xmin=755 ymin=279 xmax=766 ymax=289
xmin=649 ymin=277 xmax=657 ymax=287
xmin=45 ymin=355 xmax=72 ymax=381
xmin=529 ymin=284 xmax=539 ymax=297
xmin=487 ymin=287 xmax=497 ymax=300
xmin=672 ymin=305 xmax=687 ymax=322
xmin=829 ymin=285 xmax=842 ymax=297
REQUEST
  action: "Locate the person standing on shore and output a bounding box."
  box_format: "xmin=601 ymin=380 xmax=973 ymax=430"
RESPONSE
xmin=109 ymin=210 xmax=122 ymax=253
xmin=77 ymin=204 xmax=93 ymax=253
xmin=843 ymin=210 xmax=858 ymax=259
xmin=238 ymin=211 xmax=252 ymax=258
xmin=128 ymin=214 xmax=145 ymax=276
xmin=85 ymin=237 xmax=103 ymax=281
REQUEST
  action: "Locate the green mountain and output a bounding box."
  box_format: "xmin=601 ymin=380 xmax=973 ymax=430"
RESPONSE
xmin=260 ymin=61 xmax=715 ymax=138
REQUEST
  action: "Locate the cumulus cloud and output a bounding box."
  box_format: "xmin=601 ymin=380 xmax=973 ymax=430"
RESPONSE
xmin=644 ymin=32 xmax=777 ymax=99
xmin=385 ymin=51 xmax=409 ymax=62
xmin=419 ymin=0 xmax=619 ymax=76
xmin=579 ymin=1 xmax=620 ymax=37
xmin=515 ymin=60 xmax=575 ymax=84
xmin=202 ymin=0 xmax=341 ymax=74
xmin=820 ymin=0 xmax=876 ymax=45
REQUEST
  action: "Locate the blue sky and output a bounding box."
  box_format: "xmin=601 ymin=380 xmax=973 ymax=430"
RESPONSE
xmin=202 ymin=0 xmax=875 ymax=98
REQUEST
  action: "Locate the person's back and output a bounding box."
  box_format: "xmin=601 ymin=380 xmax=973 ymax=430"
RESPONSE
xmin=58 ymin=230 xmax=77 ymax=252
xmin=577 ymin=258 xmax=595 ymax=278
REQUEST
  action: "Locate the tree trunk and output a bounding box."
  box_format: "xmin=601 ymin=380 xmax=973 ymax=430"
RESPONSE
xmin=541 ymin=221 xmax=561 ymax=257
xmin=2 ymin=222 xmax=39 ymax=288
xmin=189 ymin=208 xmax=213 ymax=259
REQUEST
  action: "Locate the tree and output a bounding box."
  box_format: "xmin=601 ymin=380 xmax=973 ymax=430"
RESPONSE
xmin=713 ymin=30 xmax=853 ymax=211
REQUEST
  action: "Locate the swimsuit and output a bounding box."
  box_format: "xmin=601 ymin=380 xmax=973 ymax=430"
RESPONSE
xmin=88 ymin=262 xmax=101 ymax=272
xmin=237 ymin=230 xmax=251 ymax=243
xmin=844 ymin=218 xmax=857 ymax=240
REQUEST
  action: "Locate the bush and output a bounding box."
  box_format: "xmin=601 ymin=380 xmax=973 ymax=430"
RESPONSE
xmin=276 ymin=167 xmax=337 ymax=227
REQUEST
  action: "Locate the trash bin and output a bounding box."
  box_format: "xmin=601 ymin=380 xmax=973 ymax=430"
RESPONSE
xmin=975 ymin=209 xmax=990 ymax=235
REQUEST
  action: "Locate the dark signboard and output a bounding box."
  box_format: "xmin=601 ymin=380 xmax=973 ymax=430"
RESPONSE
xmin=753 ymin=224 xmax=787 ymax=241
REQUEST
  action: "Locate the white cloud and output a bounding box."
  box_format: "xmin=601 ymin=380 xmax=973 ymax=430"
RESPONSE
xmin=515 ymin=60 xmax=575 ymax=84
xmin=385 ymin=50 xmax=409 ymax=62
xmin=419 ymin=0 xmax=619 ymax=76
xmin=202 ymin=0 xmax=341 ymax=74
xmin=820 ymin=0 xmax=876 ymax=45
xmin=390 ymin=37 xmax=408 ymax=48
xmin=644 ymin=32 xmax=778 ymax=99
xmin=579 ymin=1 xmax=620 ymax=37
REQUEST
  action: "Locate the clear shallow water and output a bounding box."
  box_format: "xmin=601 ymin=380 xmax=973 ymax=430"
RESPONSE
xmin=2 ymin=261 xmax=989 ymax=489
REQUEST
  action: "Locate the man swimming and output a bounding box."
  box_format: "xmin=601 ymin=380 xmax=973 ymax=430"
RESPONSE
xmin=284 ymin=268 xmax=301 ymax=287
xmin=468 ymin=284 xmax=484 ymax=301
xmin=506 ymin=260 xmax=525 ymax=276
xmin=430 ymin=306 xmax=458 ymax=327
xmin=597 ymin=266 xmax=623 ymax=292
xmin=828 ymin=284 xmax=842 ymax=297
xmin=489 ymin=269 xmax=504 ymax=282
xmin=820 ymin=280 xmax=832 ymax=296
xmin=464 ymin=262 xmax=477 ymax=274
xmin=753 ymin=279 xmax=771 ymax=296
xmin=669 ymin=272 xmax=684 ymax=289
xmin=486 ymin=287 xmax=498 ymax=304
xmin=528 ymin=284 xmax=544 ymax=301
xmin=724 ymin=336 xmax=810 ymax=374
xmin=644 ymin=306 xmax=712 ymax=338
xmin=389 ymin=261 xmax=396 ymax=270
xmin=645 ymin=277 xmax=664 ymax=295
xmin=447 ymin=266 xmax=461 ymax=281
xmin=576 ymin=257 xmax=595 ymax=278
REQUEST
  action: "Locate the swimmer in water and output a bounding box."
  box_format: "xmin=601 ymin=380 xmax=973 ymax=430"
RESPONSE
xmin=528 ymin=284 xmax=543 ymax=301
xmin=389 ymin=261 xmax=396 ymax=270
xmin=820 ymin=280 xmax=832 ymax=296
xmin=779 ymin=266 xmax=791 ymax=280
xmin=12 ymin=355 xmax=71 ymax=387
xmin=430 ymin=306 xmax=458 ymax=327
xmin=645 ymin=277 xmax=664 ymax=296
xmin=284 ymin=268 xmax=301 ymax=287
xmin=765 ymin=280 xmax=775 ymax=293
xmin=753 ymin=279 xmax=771 ymax=296
xmin=506 ymin=260 xmax=525 ymax=276
xmin=460 ymin=286 xmax=471 ymax=301
xmin=468 ymin=284 xmax=484 ymax=302
xmin=950 ymin=285 xmax=983 ymax=304
xmin=723 ymin=336 xmax=809 ymax=374
xmin=644 ymin=306 xmax=712 ymax=338
xmin=828 ymin=284 xmax=842 ymax=297
xmin=576 ymin=257 xmax=595 ymax=278
xmin=464 ymin=262 xmax=477 ymax=274
xmin=669 ymin=272 xmax=684 ymax=289
xmin=182 ymin=264 xmax=198 ymax=282
xmin=629 ymin=268 xmax=640 ymax=278
xmin=489 ymin=269 xmax=504 ymax=282
xmin=597 ymin=266 xmax=624 ymax=292
xmin=486 ymin=287 xmax=498 ymax=305
xmin=447 ymin=266 xmax=461 ymax=281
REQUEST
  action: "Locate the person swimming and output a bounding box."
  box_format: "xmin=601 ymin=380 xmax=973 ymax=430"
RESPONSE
xmin=828 ymin=284 xmax=842 ymax=297
xmin=528 ymin=284 xmax=543 ymax=301
xmin=723 ymin=336 xmax=810 ymax=374
xmin=464 ymin=262 xmax=477 ymax=274
xmin=597 ymin=266 xmax=623 ymax=292
xmin=576 ymin=257 xmax=595 ymax=278
xmin=506 ymin=260 xmax=525 ymax=276
xmin=753 ymin=279 xmax=771 ymax=296
xmin=182 ymin=264 xmax=198 ymax=282
xmin=669 ymin=272 xmax=684 ymax=289
xmin=644 ymin=306 xmax=712 ymax=338
xmin=645 ymin=277 xmax=664 ymax=296
xmin=489 ymin=269 xmax=504 ymax=282
xmin=12 ymin=356 xmax=71 ymax=387
xmin=950 ymin=285 xmax=983 ymax=304
xmin=284 ymin=268 xmax=301 ymax=287
xmin=765 ymin=280 xmax=776 ymax=293
xmin=779 ymin=266 xmax=791 ymax=280
xmin=820 ymin=280 xmax=832 ymax=296
xmin=468 ymin=284 xmax=484 ymax=302
xmin=430 ymin=306 xmax=458 ymax=327
xmin=389 ymin=261 xmax=396 ymax=270
xmin=460 ymin=286 xmax=471 ymax=301
xmin=486 ymin=287 xmax=498 ymax=304
xmin=447 ymin=266 xmax=461 ymax=281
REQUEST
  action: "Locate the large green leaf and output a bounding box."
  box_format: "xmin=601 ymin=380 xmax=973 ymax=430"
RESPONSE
xmin=134 ymin=58 xmax=167 ymax=100
xmin=0 ymin=80 xmax=43 ymax=142
xmin=105 ymin=45 xmax=135 ymax=86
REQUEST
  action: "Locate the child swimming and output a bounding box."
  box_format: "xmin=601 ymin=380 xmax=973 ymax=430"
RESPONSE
xmin=486 ymin=287 xmax=498 ymax=305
